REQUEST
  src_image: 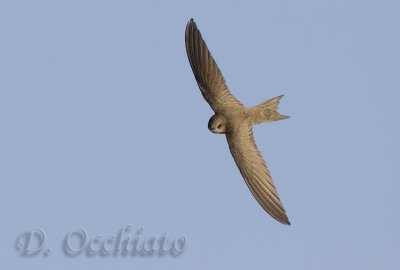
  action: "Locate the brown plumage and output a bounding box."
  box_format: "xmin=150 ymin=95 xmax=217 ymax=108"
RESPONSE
xmin=185 ymin=18 xmax=291 ymax=225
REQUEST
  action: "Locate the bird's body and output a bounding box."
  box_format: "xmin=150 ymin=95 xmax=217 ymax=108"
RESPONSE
xmin=185 ymin=19 xmax=291 ymax=225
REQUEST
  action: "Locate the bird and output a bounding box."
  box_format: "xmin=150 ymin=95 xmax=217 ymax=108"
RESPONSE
xmin=185 ymin=18 xmax=291 ymax=225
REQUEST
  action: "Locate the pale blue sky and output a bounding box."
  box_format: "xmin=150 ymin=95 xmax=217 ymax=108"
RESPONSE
xmin=1 ymin=0 xmax=399 ymax=269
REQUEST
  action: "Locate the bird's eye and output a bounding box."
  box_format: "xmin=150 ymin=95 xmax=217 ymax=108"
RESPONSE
xmin=217 ymin=123 xmax=223 ymax=129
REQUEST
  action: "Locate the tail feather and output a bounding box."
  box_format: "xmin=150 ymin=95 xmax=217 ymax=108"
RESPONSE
xmin=249 ymin=95 xmax=289 ymax=125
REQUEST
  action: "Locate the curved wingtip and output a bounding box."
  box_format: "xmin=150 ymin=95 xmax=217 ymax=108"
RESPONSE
xmin=283 ymin=219 xmax=291 ymax=226
xmin=185 ymin=18 xmax=196 ymax=39
xmin=274 ymin=213 xmax=291 ymax=225
xmin=275 ymin=215 xmax=291 ymax=225
xmin=187 ymin=18 xmax=195 ymax=26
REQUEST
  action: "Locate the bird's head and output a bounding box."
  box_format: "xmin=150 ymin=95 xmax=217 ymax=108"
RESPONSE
xmin=208 ymin=114 xmax=227 ymax=134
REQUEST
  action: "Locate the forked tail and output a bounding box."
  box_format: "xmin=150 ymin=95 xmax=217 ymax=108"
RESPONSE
xmin=248 ymin=95 xmax=289 ymax=125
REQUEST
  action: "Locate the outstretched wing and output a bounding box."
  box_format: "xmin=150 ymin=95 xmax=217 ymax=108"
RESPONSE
xmin=226 ymin=124 xmax=290 ymax=225
xmin=185 ymin=19 xmax=243 ymax=112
